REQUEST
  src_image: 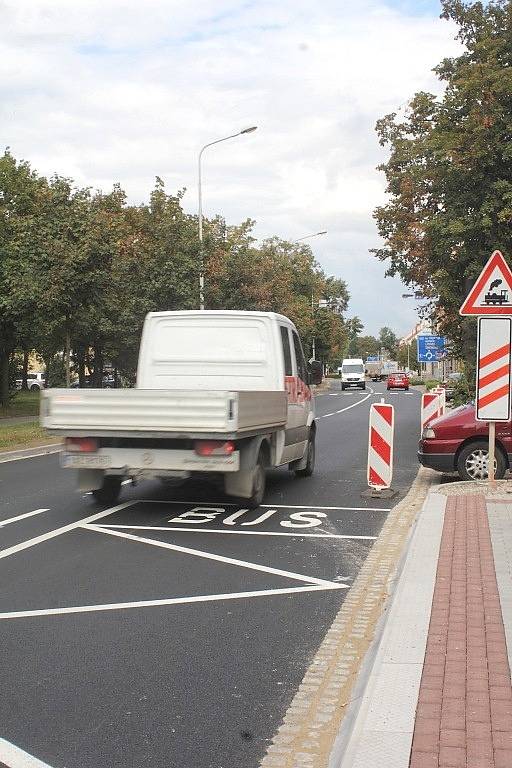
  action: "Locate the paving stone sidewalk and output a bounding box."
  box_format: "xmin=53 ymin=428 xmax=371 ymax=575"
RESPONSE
xmin=410 ymin=494 xmax=512 ymax=768
xmin=336 ymin=488 xmax=512 ymax=768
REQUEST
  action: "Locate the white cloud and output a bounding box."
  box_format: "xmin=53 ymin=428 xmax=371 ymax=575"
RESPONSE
xmin=0 ymin=0 xmax=460 ymax=335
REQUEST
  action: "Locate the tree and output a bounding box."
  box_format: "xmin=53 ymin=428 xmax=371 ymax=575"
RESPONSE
xmin=397 ymin=338 xmax=419 ymax=371
xmin=357 ymin=335 xmax=380 ymax=360
xmin=378 ymin=327 xmax=399 ymax=358
xmin=373 ymin=0 xmax=512 ymax=366
xmin=0 ymin=150 xmax=47 ymax=403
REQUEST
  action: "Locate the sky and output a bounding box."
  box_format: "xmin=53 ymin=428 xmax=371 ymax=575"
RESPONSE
xmin=0 ymin=0 xmax=461 ymax=337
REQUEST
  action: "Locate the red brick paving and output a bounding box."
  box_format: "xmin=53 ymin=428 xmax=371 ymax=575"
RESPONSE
xmin=409 ymin=494 xmax=512 ymax=768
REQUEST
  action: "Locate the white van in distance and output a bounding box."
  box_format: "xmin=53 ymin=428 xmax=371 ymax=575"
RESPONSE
xmin=41 ymin=311 xmax=323 ymax=508
xmin=338 ymin=358 xmax=365 ymax=390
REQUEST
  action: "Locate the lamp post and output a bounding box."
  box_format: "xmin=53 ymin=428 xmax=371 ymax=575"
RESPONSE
xmin=295 ymin=232 xmax=327 ymax=360
xmin=295 ymin=230 xmax=327 ymax=242
xmin=198 ymin=126 xmax=257 ymax=310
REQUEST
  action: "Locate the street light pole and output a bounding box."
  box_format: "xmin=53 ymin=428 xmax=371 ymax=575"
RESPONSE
xmin=198 ymin=126 xmax=257 ymax=310
xmin=295 ymin=230 xmax=327 ymax=242
xmin=294 ymin=232 xmax=327 ymax=361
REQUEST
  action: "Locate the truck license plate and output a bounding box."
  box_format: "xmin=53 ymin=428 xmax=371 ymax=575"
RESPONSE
xmin=61 ymin=454 xmax=111 ymax=469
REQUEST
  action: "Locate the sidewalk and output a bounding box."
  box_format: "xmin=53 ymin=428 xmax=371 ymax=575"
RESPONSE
xmin=337 ymin=484 xmax=512 ymax=768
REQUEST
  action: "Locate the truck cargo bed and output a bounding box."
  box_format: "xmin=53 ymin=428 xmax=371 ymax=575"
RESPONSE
xmin=41 ymin=388 xmax=288 ymax=437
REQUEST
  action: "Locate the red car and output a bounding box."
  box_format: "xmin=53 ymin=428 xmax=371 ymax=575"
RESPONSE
xmin=387 ymin=372 xmax=410 ymax=391
xmin=418 ymin=403 xmax=511 ymax=480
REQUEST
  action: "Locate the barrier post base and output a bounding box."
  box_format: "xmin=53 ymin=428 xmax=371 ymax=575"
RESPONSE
xmin=361 ymin=486 xmax=398 ymax=499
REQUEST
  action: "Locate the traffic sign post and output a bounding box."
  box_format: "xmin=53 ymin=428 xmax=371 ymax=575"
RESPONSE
xmin=475 ymin=317 xmax=512 ymax=423
xmin=475 ymin=317 xmax=512 ymax=484
xmin=460 ymin=250 xmax=512 ymax=316
xmin=459 ymin=251 xmax=512 ymax=484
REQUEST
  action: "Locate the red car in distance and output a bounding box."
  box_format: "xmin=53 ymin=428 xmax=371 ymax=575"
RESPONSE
xmin=387 ymin=372 xmax=410 ymax=391
xmin=418 ymin=403 xmax=512 ymax=481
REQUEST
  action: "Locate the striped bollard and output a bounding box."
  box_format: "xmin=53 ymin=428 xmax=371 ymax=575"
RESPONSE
xmin=421 ymin=392 xmax=441 ymax=434
xmin=362 ymin=402 xmax=396 ymax=499
xmin=431 ymin=387 xmax=446 ymax=416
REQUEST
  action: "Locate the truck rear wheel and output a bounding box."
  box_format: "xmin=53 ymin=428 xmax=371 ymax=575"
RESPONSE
xmin=295 ymin=433 xmax=315 ymax=478
xmin=92 ymin=475 xmax=122 ymax=506
xmin=247 ymin=452 xmax=266 ymax=509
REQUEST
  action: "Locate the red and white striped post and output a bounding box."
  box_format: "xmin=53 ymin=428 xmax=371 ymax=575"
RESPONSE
xmin=421 ymin=392 xmax=441 ymax=433
xmin=476 ymin=317 xmax=512 ymax=483
xmin=431 ymin=387 xmax=446 ymax=416
xmin=367 ymin=402 xmax=394 ymax=492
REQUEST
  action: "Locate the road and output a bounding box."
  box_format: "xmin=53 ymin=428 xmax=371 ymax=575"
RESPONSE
xmin=0 ymin=381 xmax=421 ymax=768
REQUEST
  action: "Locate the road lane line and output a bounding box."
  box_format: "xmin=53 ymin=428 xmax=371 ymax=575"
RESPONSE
xmin=84 ymin=524 xmax=344 ymax=588
xmin=93 ymin=525 xmax=378 ymax=540
xmin=0 ymin=509 xmax=50 ymax=528
xmin=0 ymin=737 xmax=54 ymax=767
xmin=318 ymin=387 xmax=374 ymax=419
xmin=0 ymin=584 xmax=345 ymax=621
xmin=0 ymin=501 xmax=136 ymax=561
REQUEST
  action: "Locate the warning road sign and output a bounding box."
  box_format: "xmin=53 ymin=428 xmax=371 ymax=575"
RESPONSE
xmin=460 ymin=250 xmax=512 ymax=316
xmin=476 ymin=317 xmax=512 ymax=422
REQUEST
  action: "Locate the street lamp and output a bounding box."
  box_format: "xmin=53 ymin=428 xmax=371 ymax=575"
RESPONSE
xmin=198 ymin=126 xmax=258 ymax=310
xmin=295 ymin=230 xmax=327 ymax=242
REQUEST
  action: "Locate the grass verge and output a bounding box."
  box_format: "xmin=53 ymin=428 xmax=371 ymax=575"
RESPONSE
xmin=0 ymin=391 xmax=40 ymax=419
xmin=0 ymin=421 xmax=60 ymax=452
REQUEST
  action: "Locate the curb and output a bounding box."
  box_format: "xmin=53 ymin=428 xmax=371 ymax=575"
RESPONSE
xmin=259 ymin=467 xmax=439 ymax=768
xmin=334 ymin=491 xmax=446 ymax=768
xmin=0 ymin=443 xmax=62 ymax=463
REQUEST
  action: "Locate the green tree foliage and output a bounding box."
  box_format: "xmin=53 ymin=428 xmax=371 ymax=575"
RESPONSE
xmin=397 ymin=338 xmax=419 ymax=371
xmin=357 ymin=335 xmax=380 ymax=360
xmin=0 ymin=151 xmax=350 ymax=400
xmin=373 ymin=0 xmax=512 ymax=364
xmin=378 ymin=326 xmax=399 ymax=358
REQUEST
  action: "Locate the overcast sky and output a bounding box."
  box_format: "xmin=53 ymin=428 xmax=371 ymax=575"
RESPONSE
xmin=1 ymin=0 xmax=460 ymax=336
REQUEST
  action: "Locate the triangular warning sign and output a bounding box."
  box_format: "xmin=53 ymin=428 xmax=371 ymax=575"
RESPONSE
xmin=460 ymin=250 xmax=512 ymax=316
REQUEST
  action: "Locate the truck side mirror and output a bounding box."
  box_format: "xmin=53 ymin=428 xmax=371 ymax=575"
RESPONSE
xmin=309 ymin=360 xmax=323 ymax=386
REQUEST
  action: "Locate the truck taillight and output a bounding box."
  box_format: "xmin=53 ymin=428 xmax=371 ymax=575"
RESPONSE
xmin=65 ymin=437 xmax=98 ymax=453
xmin=194 ymin=440 xmax=235 ymax=456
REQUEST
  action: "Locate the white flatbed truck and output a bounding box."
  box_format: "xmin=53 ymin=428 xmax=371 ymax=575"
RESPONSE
xmin=41 ymin=311 xmax=322 ymax=507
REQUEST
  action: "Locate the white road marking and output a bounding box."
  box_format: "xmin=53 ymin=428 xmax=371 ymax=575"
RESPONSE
xmin=0 ymin=584 xmax=344 ymax=621
xmin=0 ymin=737 xmax=54 ymax=767
xmin=135 ymin=500 xmax=389 ymax=512
xmin=0 ymin=501 xmax=136 ymax=561
xmin=121 ymin=479 xmax=132 ymax=485
xmin=0 ymin=509 xmax=50 ymax=528
xmin=0 ymin=446 xmax=61 ymax=464
xmin=318 ymin=387 xmax=374 ymax=420
xmin=93 ymin=525 xmax=378 ymax=540
xmin=139 ymin=500 xmax=390 ymax=512
xmin=84 ymin=524 xmax=343 ymax=588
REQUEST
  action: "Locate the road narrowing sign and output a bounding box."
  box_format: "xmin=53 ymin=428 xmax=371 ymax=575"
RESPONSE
xmin=367 ymin=402 xmax=394 ymax=490
xmin=475 ymin=317 xmax=512 ymax=423
xmin=460 ymin=250 xmax=512 ymax=316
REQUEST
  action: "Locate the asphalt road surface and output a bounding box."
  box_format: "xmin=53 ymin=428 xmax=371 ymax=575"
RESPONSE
xmin=0 ymin=381 xmax=422 ymax=768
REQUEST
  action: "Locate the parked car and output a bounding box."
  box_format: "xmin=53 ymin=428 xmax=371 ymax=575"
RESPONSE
xmin=418 ymin=403 xmax=511 ymax=480
xmin=440 ymin=371 xmax=463 ymax=401
xmin=70 ymin=375 xmax=116 ymax=388
xmin=387 ymin=372 xmax=409 ymax=391
xmin=15 ymin=372 xmax=47 ymax=391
